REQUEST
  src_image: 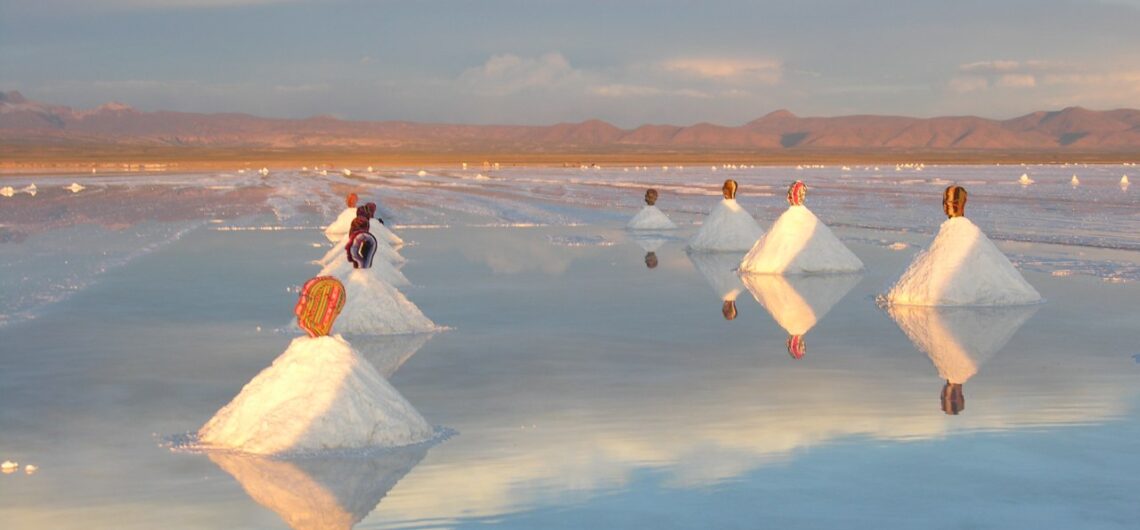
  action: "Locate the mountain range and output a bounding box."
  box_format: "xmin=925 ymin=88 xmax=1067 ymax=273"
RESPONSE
xmin=3 ymin=90 xmax=1140 ymax=153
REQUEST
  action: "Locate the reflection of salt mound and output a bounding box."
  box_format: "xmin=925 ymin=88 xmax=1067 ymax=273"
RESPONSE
xmin=631 ymin=233 xmax=670 ymax=253
xmin=888 ymin=304 xmax=1038 ymax=384
xmin=324 ymin=208 xmax=358 ymax=243
xmin=198 ymin=335 xmax=433 ymax=455
xmin=688 ymin=251 xmax=746 ymax=302
xmin=319 ymin=253 xmax=409 ymax=288
xmin=742 ymin=273 xmax=860 ymax=336
xmin=372 ymin=223 xmax=404 ymax=247
xmin=209 ymin=443 xmax=428 ymax=530
xmin=687 ymin=199 xmax=763 ymax=252
xmin=627 ymin=206 xmax=677 ymax=230
xmin=351 ymin=333 xmax=435 ymax=378
xmin=319 ymin=235 xmax=406 ymax=268
xmin=739 ymin=205 xmax=863 ymax=274
xmin=336 ymin=270 xmax=436 ymax=335
xmin=887 ymin=217 xmax=1041 ymax=306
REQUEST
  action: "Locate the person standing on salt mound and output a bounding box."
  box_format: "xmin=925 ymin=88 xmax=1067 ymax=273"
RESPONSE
xmin=198 ymin=277 xmax=434 ymax=455
xmin=687 ymin=179 xmax=764 ymax=252
xmin=319 ymin=203 xmax=406 ymax=268
xmin=320 ymin=217 xmax=410 ymax=287
xmin=887 ymin=185 xmax=1042 ymax=306
xmin=739 ymin=181 xmax=863 ymax=274
xmin=323 ymin=192 xmax=360 ymax=243
xmin=627 ymin=188 xmax=677 ymax=230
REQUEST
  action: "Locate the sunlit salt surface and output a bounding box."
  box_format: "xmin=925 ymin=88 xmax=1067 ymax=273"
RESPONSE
xmin=1 ymin=164 xmax=1138 ymax=528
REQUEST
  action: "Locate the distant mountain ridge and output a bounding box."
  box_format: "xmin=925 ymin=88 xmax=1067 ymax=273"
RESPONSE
xmin=3 ymin=90 xmax=1140 ymax=152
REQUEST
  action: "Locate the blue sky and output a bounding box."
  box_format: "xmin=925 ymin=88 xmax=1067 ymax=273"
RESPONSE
xmin=1 ymin=0 xmax=1139 ymax=126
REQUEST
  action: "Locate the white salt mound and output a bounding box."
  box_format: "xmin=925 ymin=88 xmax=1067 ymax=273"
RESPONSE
xmin=887 ymin=217 xmax=1041 ymax=306
xmin=738 ymin=205 xmax=863 ymax=274
xmin=741 ymin=273 xmax=861 ymax=336
xmin=1019 ymin=173 xmax=1034 ymax=185
xmin=888 ymin=304 xmax=1038 ymax=383
xmin=318 ymin=234 xmax=406 ymax=268
xmin=198 ymin=335 xmax=433 ymax=455
xmin=627 ymin=205 xmax=677 ymax=230
xmin=1070 ymin=175 xmax=1080 ymax=186
xmin=324 ymin=208 xmax=359 ymax=243
xmin=687 ymin=199 xmax=764 ymax=252
xmin=334 ymin=270 xmax=436 ymax=335
xmin=0 ymin=186 xmax=14 ymax=198
xmin=319 ymin=253 xmax=409 ymax=288
xmin=372 ymin=223 xmax=404 ymax=247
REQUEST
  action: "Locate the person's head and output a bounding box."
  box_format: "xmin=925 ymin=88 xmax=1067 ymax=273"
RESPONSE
xmin=786 ymin=334 xmax=806 ymax=359
xmin=363 ymin=202 xmax=377 ymax=217
xmin=346 ymin=193 xmax=359 ymax=208
xmin=943 ymin=185 xmax=967 ymax=219
xmin=722 ymin=179 xmax=738 ymax=200
xmin=644 ymin=188 xmax=659 ymax=206
xmin=941 ymin=382 xmax=965 ymax=415
xmin=787 ymin=181 xmax=807 ymax=206
xmin=722 ymin=299 xmax=738 ymax=320
xmin=644 ymin=251 xmax=658 ymax=269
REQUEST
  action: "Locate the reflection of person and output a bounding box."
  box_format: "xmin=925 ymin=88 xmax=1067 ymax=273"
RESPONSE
xmin=941 ymin=382 xmax=965 ymax=415
xmin=786 ymin=335 xmax=805 ymax=360
xmin=644 ymin=188 xmax=658 ymax=206
xmin=721 ymin=300 xmax=737 ymax=321
xmin=722 ymin=179 xmax=738 ymax=200
xmin=644 ymin=251 xmax=658 ymax=269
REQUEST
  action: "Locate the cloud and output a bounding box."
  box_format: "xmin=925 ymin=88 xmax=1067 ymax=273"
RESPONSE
xmin=587 ymin=84 xmax=714 ymax=99
xmin=660 ymin=57 xmax=783 ymax=84
xmin=458 ymin=53 xmax=585 ymax=96
xmin=995 ymin=74 xmax=1036 ymax=88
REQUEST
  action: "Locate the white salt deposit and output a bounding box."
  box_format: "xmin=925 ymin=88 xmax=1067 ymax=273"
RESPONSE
xmin=738 ymin=205 xmax=863 ymax=274
xmin=65 ymin=182 xmax=86 ymax=193
xmin=687 ymin=199 xmax=764 ymax=252
xmin=333 ymin=270 xmax=436 ymax=335
xmin=1070 ymin=175 xmax=1080 ymax=186
xmin=1123 ymin=175 xmax=1131 ymax=188
xmin=627 ymin=205 xmax=677 ymax=230
xmin=887 ymin=217 xmax=1042 ymax=306
xmin=1 ymin=460 xmax=18 ymax=473
xmin=0 ymin=186 xmax=14 ymax=198
xmin=372 ymin=222 xmax=404 ymax=247
xmin=198 ymin=335 xmax=433 ymax=455
xmin=1019 ymin=173 xmax=1034 ymax=185
xmin=417 ymin=170 xmax=427 ymax=177
xmin=318 ymin=234 xmax=405 ymax=268
xmin=323 ymin=207 xmax=359 ymax=243
xmin=888 ymin=304 xmax=1038 ymax=384
xmin=741 ymin=273 xmax=861 ymax=337
xmin=319 ymin=252 xmax=410 ymax=288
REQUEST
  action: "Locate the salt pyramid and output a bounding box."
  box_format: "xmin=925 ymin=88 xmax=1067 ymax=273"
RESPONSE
xmin=688 ymin=251 xmax=747 ymax=320
xmin=688 ymin=180 xmax=763 ymax=252
xmin=326 ymin=206 xmax=404 ymax=246
xmin=741 ymin=273 xmax=860 ymax=358
xmin=335 ymin=270 xmax=436 ymax=335
xmin=198 ymin=334 xmax=434 ymax=455
xmin=628 ymin=206 xmax=677 ymax=230
xmin=739 ymin=181 xmax=863 ymax=274
xmin=209 ymin=444 xmax=428 ymax=530
xmin=887 ymin=304 xmax=1038 ymax=385
xmin=887 ymin=186 xmax=1041 ymax=306
xmin=319 ymin=252 xmax=410 ymax=288
xmin=318 ymin=235 xmax=406 ymax=268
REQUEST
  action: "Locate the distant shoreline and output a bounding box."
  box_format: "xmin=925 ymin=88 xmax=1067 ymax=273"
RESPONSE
xmin=2 ymin=145 xmax=1137 ymax=177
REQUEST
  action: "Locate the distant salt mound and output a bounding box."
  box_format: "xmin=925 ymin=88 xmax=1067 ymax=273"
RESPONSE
xmin=887 ymin=217 xmax=1041 ymax=306
xmin=687 ymin=199 xmax=763 ymax=252
xmin=1070 ymin=175 xmax=1080 ymax=186
xmin=324 ymin=208 xmax=359 ymax=243
xmin=0 ymin=186 xmax=14 ymax=198
xmin=318 ymin=234 xmax=405 ymax=268
xmin=627 ymin=205 xmax=677 ymax=230
xmin=739 ymin=205 xmax=863 ymax=274
xmin=888 ymin=304 xmax=1038 ymax=384
xmin=198 ymin=335 xmax=433 ymax=455
xmin=335 ymin=270 xmax=436 ymax=335
xmin=319 ymin=253 xmax=409 ymax=288
xmin=1018 ymin=173 xmax=1034 ymax=186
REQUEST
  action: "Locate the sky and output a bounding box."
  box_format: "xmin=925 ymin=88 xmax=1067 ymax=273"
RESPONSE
xmin=1 ymin=0 xmax=1139 ymax=127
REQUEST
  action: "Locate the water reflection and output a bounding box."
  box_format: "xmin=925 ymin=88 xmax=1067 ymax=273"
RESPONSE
xmin=740 ymin=273 xmax=861 ymax=358
xmin=687 ymin=252 xmax=747 ymax=320
xmin=886 ymin=304 xmax=1039 ymax=415
xmin=349 ymin=333 xmax=436 ymax=378
xmin=209 ymin=444 xmax=429 ymax=530
xmin=630 ymin=233 xmax=669 ymax=270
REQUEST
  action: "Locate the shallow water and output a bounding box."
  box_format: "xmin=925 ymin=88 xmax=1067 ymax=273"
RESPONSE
xmin=1 ymin=166 xmax=1139 ymax=528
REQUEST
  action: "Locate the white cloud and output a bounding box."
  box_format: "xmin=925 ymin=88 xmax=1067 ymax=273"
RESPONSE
xmin=458 ymin=53 xmax=585 ymax=96
xmin=661 ymin=57 xmax=783 ymax=84
xmin=959 ymin=60 xmax=1021 ymax=73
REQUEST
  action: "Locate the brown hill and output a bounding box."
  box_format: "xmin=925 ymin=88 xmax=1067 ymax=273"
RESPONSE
xmin=2 ymin=91 xmax=1139 ymax=154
